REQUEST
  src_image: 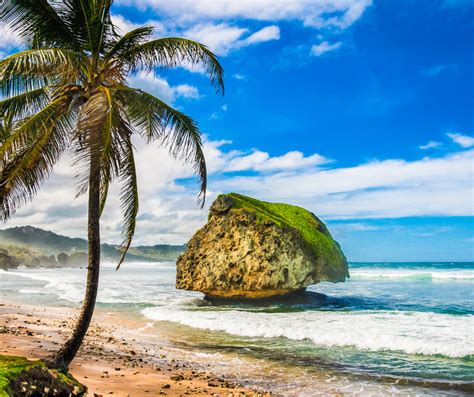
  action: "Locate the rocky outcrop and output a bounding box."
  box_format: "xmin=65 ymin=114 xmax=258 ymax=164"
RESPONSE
xmin=0 ymin=355 xmax=86 ymax=396
xmin=176 ymin=193 xmax=349 ymax=299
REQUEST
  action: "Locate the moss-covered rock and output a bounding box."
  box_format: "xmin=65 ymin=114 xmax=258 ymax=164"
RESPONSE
xmin=176 ymin=193 xmax=349 ymax=299
xmin=0 ymin=355 xmax=86 ymax=397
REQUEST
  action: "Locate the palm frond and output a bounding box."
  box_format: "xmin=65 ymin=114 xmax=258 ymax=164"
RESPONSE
xmin=1 ymin=0 xmax=79 ymax=49
xmin=103 ymin=26 xmax=154 ymax=64
xmin=72 ymin=90 xmax=109 ymax=198
xmin=97 ymin=86 xmax=114 ymax=213
xmin=0 ymin=113 xmax=14 ymax=144
xmin=0 ymin=74 xmax=51 ymax=99
xmin=60 ymin=0 xmax=117 ymax=58
xmin=90 ymin=0 xmax=116 ymax=57
xmin=97 ymin=86 xmax=129 ymax=215
xmin=0 ymin=49 xmax=84 ymax=97
xmin=116 ymin=87 xmax=207 ymax=205
xmin=116 ymin=136 xmax=139 ymax=270
xmin=59 ymin=0 xmax=95 ymax=51
xmin=72 ymin=87 xmax=131 ymax=208
xmin=0 ymin=88 xmax=49 ymax=120
xmin=0 ymin=48 xmax=83 ymax=78
xmin=0 ymin=97 xmax=66 ymax=161
xmin=0 ymin=99 xmax=73 ymax=221
xmin=122 ymin=38 xmax=224 ymax=94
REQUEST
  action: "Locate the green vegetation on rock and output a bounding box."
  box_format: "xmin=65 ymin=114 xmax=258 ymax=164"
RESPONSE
xmin=220 ymin=193 xmax=347 ymax=277
xmin=0 ymin=355 xmax=32 ymax=397
xmin=0 ymin=355 xmax=85 ymax=396
xmin=177 ymin=193 xmax=348 ymax=299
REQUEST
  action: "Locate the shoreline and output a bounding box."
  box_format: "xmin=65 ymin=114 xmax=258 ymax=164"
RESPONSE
xmin=0 ymin=301 xmax=272 ymax=396
xmin=2 ymin=264 xmax=472 ymax=397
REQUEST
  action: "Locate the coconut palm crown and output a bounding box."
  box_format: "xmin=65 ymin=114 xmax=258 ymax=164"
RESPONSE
xmin=0 ymin=0 xmax=223 ymax=370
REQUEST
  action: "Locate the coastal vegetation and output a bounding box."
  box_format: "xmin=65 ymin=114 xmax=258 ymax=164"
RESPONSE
xmin=223 ymin=193 xmax=347 ymax=268
xmin=0 ymin=0 xmax=223 ymax=370
xmin=0 ymin=226 xmax=185 ymax=269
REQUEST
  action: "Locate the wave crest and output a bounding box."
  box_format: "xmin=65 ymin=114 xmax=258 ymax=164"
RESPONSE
xmin=142 ymin=307 xmax=474 ymax=359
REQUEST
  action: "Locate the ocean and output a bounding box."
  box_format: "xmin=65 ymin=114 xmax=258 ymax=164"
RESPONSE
xmin=1 ymin=261 xmax=473 ymax=396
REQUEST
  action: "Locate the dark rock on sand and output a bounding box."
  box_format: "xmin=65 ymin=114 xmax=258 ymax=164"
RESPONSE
xmin=0 ymin=354 xmax=86 ymax=396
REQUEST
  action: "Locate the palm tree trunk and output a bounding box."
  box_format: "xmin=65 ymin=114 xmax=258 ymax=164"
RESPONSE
xmin=49 ymin=144 xmax=101 ymax=371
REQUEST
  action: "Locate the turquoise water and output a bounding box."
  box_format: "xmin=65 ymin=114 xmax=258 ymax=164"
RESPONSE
xmin=1 ymin=261 xmax=473 ymax=395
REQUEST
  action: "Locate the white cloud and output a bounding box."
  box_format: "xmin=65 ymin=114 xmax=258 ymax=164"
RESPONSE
xmin=111 ymin=15 xmax=280 ymax=57
xmin=420 ymin=64 xmax=456 ymax=77
xmin=311 ymin=41 xmax=343 ymax=56
xmin=183 ymin=23 xmax=247 ymax=55
xmin=242 ymin=25 xmax=280 ymax=45
xmin=330 ymin=222 xmax=381 ymax=232
xmin=116 ymin=0 xmax=372 ymax=30
xmin=233 ymin=73 xmax=246 ymax=80
xmin=0 ymin=138 xmax=330 ymax=244
xmin=182 ymin=23 xmax=279 ymax=56
xmin=447 ymin=132 xmax=474 ymax=148
xmin=419 ymin=140 xmax=442 ymax=150
xmin=2 ymin=1 xmax=372 ymax=61
xmin=111 ymin=12 xmax=281 ymax=57
xmin=128 ymin=71 xmax=200 ymax=103
xmin=209 ymin=105 xmax=228 ymax=120
xmin=111 ymin=14 xmax=140 ymax=33
xmin=113 ymin=1 xmax=372 ymax=58
xmin=3 ymin=136 xmax=472 ymax=245
xmin=173 ymin=84 xmax=201 ymax=99
xmin=216 ymin=149 xmax=474 ymax=220
xmin=201 ymin=139 xmax=329 ymax=174
xmin=110 ymin=14 xmax=166 ymax=35
xmin=223 ymin=150 xmax=329 ymax=172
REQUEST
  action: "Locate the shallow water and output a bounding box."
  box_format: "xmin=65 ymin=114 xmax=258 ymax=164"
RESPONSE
xmin=1 ymin=261 xmax=473 ymax=395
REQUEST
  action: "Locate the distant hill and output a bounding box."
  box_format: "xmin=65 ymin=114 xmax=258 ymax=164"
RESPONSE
xmin=0 ymin=226 xmax=88 ymax=253
xmin=0 ymin=226 xmax=185 ymax=269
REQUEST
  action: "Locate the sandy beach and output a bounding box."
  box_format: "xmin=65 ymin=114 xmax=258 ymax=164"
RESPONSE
xmin=0 ymin=302 xmax=272 ymax=396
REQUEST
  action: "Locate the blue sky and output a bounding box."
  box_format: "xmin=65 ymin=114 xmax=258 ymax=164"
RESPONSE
xmin=1 ymin=0 xmax=473 ymax=261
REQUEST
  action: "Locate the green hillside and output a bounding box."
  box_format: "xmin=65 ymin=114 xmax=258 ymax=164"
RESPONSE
xmin=0 ymin=226 xmax=185 ymax=269
xmin=0 ymin=226 xmax=88 ymax=254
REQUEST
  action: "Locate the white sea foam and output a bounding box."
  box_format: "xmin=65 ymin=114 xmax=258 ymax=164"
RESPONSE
xmin=142 ymin=306 xmax=474 ymax=358
xmin=100 ymin=261 xmax=176 ymax=270
xmin=350 ymin=268 xmax=474 ymax=281
xmin=0 ymin=266 xmax=184 ymax=304
xmin=3 ymin=265 xmax=473 ymax=360
xmin=1 ymin=268 xmax=86 ymax=302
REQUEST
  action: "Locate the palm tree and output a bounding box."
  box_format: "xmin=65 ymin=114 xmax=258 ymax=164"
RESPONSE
xmin=0 ymin=0 xmax=223 ymax=371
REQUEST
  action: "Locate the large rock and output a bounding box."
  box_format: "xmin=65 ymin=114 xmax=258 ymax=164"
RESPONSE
xmin=176 ymin=193 xmax=349 ymax=299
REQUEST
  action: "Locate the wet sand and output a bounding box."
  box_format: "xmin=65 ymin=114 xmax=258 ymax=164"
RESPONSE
xmin=0 ymin=302 xmax=273 ymax=396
